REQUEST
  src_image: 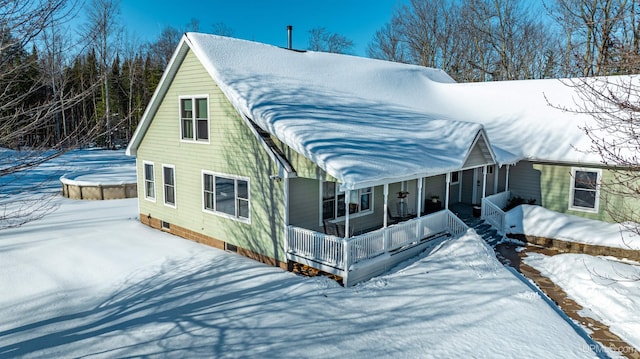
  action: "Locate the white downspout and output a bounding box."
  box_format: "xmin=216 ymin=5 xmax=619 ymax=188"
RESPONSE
xmin=383 ymin=183 xmax=389 ymax=228
xmin=445 ymin=172 xmax=451 ymax=209
xmin=505 ymin=164 xmax=510 ymax=191
xmin=344 ymin=190 xmax=350 ymax=238
xmin=417 ymin=178 xmax=423 ymax=217
xmin=493 ymin=165 xmax=499 ymax=194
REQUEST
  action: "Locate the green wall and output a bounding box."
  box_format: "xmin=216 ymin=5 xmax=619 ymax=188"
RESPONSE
xmin=136 ymin=49 xmax=286 ymax=260
xmin=510 ymin=161 xmax=640 ymax=223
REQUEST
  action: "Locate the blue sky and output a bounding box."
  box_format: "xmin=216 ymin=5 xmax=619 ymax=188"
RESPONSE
xmin=118 ymin=0 xmax=407 ymax=56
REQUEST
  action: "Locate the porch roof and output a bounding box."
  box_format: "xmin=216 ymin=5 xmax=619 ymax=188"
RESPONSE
xmin=184 ymin=33 xmax=502 ymax=190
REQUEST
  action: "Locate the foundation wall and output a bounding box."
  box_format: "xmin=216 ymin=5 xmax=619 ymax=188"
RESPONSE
xmin=140 ymin=213 xmax=288 ymax=270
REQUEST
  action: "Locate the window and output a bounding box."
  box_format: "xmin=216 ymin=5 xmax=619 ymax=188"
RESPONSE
xmin=450 ymin=171 xmax=460 ymax=184
xmin=202 ymin=171 xmax=250 ymax=222
xmin=143 ymin=161 xmax=155 ymax=201
xmin=321 ymin=182 xmax=373 ymax=221
xmin=180 ymin=96 xmax=209 ymax=141
xmin=569 ymin=168 xmax=601 ymax=213
xmin=163 ymin=165 xmax=176 ymax=207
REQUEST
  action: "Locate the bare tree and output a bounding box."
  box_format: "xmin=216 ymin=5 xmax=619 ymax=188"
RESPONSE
xmin=368 ymin=0 xmax=560 ymax=81
xmin=211 ymin=22 xmax=234 ymax=37
xmin=367 ymin=16 xmax=408 ymax=62
xmin=560 ymin=76 xmax=640 ymax=236
xmin=148 ymin=25 xmax=181 ymax=69
xmin=307 ymin=27 xmax=354 ymax=54
xmin=0 ymin=0 xmax=99 ymax=229
xmin=549 ymin=0 xmax=633 ymax=76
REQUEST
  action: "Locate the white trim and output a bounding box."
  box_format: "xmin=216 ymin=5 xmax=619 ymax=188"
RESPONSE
xmin=127 ymin=35 xmax=191 ymax=156
xmin=202 ymin=170 xmax=251 ymax=224
xmin=162 ymin=164 xmax=177 ymax=209
xmin=493 ymin=165 xmax=499 ymax=194
xmin=179 ymin=94 xmax=211 ymax=144
xmin=450 ymin=170 xmax=460 ymax=185
xmin=445 ymin=172 xmax=451 ymax=209
xmin=142 ymin=160 xmax=156 ymax=202
xmin=568 ymin=167 xmax=601 ymax=213
xmin=482 ymin=165 xmax=487 ymax=199
xmin=319 ymin=181 xmax=374 ymax=226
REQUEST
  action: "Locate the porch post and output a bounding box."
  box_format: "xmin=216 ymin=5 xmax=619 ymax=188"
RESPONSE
xmin=445 ymin=172 xmax=451 ymax=209
xmin=417 ymin=177 xmax=423 ymax=217
xmin=458 ymin=171 xmax=463 ymax=202
xmin=283 ymin=176 xmax=289 ymax=261
xmin=493 ymin=165 xmax=499 ymax=194
xmin=344 ymin=190 xmax=350 ymax=239
xmin=383 ymin=183 xmax=389 ymax=228
xmin=505 ymin=164 xmax=510 ymax=191
xmin=482 ymin=165 xmax=488 ymax=198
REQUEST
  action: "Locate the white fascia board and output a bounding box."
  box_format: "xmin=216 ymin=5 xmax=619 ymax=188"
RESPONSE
xmin=126 ymin=34 xmax=191 ymax=157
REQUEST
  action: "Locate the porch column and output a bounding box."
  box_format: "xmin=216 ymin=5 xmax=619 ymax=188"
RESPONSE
xmin=493 ymin=165 xmax=499 ymax=194
xmin=344 ymin=190 xmax=350 ymax=239
xmin=283 ymin=176 xmax=290 ymax=257
xmin=482 ymin=165 xmax=488 ymax=199
xmin=458 ymin=171 xmax=463 ymax=202
xmin=383 ymin=183 xmax=389 ymax=228
xmin=505 ymin=164 xmax=510 ymax=191
xmin=417 ymin=178 xmax=423 ymax=217
xmin=445 ymin=172 xmax=451 ymax=209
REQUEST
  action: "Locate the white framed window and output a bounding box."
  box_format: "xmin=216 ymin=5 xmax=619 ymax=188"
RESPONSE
xmin=321 ymin=181 xmax=373 ymax=222
xmin=180 ymin=95 xmax=209 ymax=142
xmin=569 ymin=167 xmax=601 ymax=213
xmin=162 ymin=164 xmax=176 ymax=208
xmin=202 ymin=171 xmax=250 ymax=223
xmin=143 ymin=161 xmax=155 ymax=201
xmin=450 ymin=171 xmax=460 ymax=185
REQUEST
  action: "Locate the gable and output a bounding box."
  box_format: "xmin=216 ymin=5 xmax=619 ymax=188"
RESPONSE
xmin=463 ymin=131 xmax=496 ymax=169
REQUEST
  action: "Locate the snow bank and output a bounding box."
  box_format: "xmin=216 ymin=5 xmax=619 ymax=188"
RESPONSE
xmin=506 ymin=205 xmax=640 ymax=250
xmin=526 ymin=252 xmax=640 ymax=351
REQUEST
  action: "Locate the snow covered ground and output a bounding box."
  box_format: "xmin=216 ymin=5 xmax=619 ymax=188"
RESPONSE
xmin=505 ymin=204 xmax=640 ymax=353
xmin=506 ymin=204 xmax=640 ymax=250
xmin=0 ymin=150 xmax=628 ymax=358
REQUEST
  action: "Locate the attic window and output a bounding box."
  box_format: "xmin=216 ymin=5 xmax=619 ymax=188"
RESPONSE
xmin=180 ymin=96 xmax=209 ymax=142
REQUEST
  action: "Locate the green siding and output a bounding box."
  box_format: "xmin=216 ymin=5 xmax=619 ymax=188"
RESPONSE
xmin=509 ymin=161 xmax=640 ymax=223
xmin=136 ymin=49 xmax=286 ymax=260
xmin=272 ymin=136 xmax=336 ymax=181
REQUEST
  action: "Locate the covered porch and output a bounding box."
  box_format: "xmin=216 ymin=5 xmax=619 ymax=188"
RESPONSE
xmin=286 ymin=208 xmax=467 ymax=286
xmin=284 ymin=161 xmax=517 ymax=286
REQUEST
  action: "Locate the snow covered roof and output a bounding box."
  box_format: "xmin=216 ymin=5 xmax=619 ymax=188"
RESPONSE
xmin=198 ymin=33 xmax=500 ymax=190
xmin=128 ymin=32 xmax=624 ymax=190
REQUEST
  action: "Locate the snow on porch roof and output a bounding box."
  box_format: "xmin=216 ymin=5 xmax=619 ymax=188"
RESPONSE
xmin=184 ymin=32 xmax=497 ymax=190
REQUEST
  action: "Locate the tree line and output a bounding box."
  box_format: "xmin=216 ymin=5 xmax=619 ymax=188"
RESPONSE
xmin=367 ymin=0 xmax=640 ymax=81
xmin=2 ymin=0 xmax=640 ymax=154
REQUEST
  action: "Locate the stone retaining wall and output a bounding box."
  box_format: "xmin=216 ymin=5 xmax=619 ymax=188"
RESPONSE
xmin=508 ymin=233 xmax=640 ymax=262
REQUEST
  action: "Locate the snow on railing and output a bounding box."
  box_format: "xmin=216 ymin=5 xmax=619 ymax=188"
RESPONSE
xmin=481 ymin=191 xmax=510 ymax=234
xmin=287 ymin=209 xmax=469 ymax=273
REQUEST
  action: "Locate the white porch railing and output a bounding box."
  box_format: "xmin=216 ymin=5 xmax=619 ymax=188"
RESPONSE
xmin=286 ymin=209 xmax=468 ymax=284
xmin=481 ymin=190 xmax=510 ymax=234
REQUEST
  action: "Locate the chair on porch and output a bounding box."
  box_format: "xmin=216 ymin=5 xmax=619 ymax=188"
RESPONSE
xmin=387 ymin=207 xmax=401 ymax=225
xmin=323 ymin=220 xmax=341 ymax=237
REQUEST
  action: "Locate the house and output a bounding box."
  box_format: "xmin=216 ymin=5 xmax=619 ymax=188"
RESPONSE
xmin=126 ymin=32 xmax=638 ymax=286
